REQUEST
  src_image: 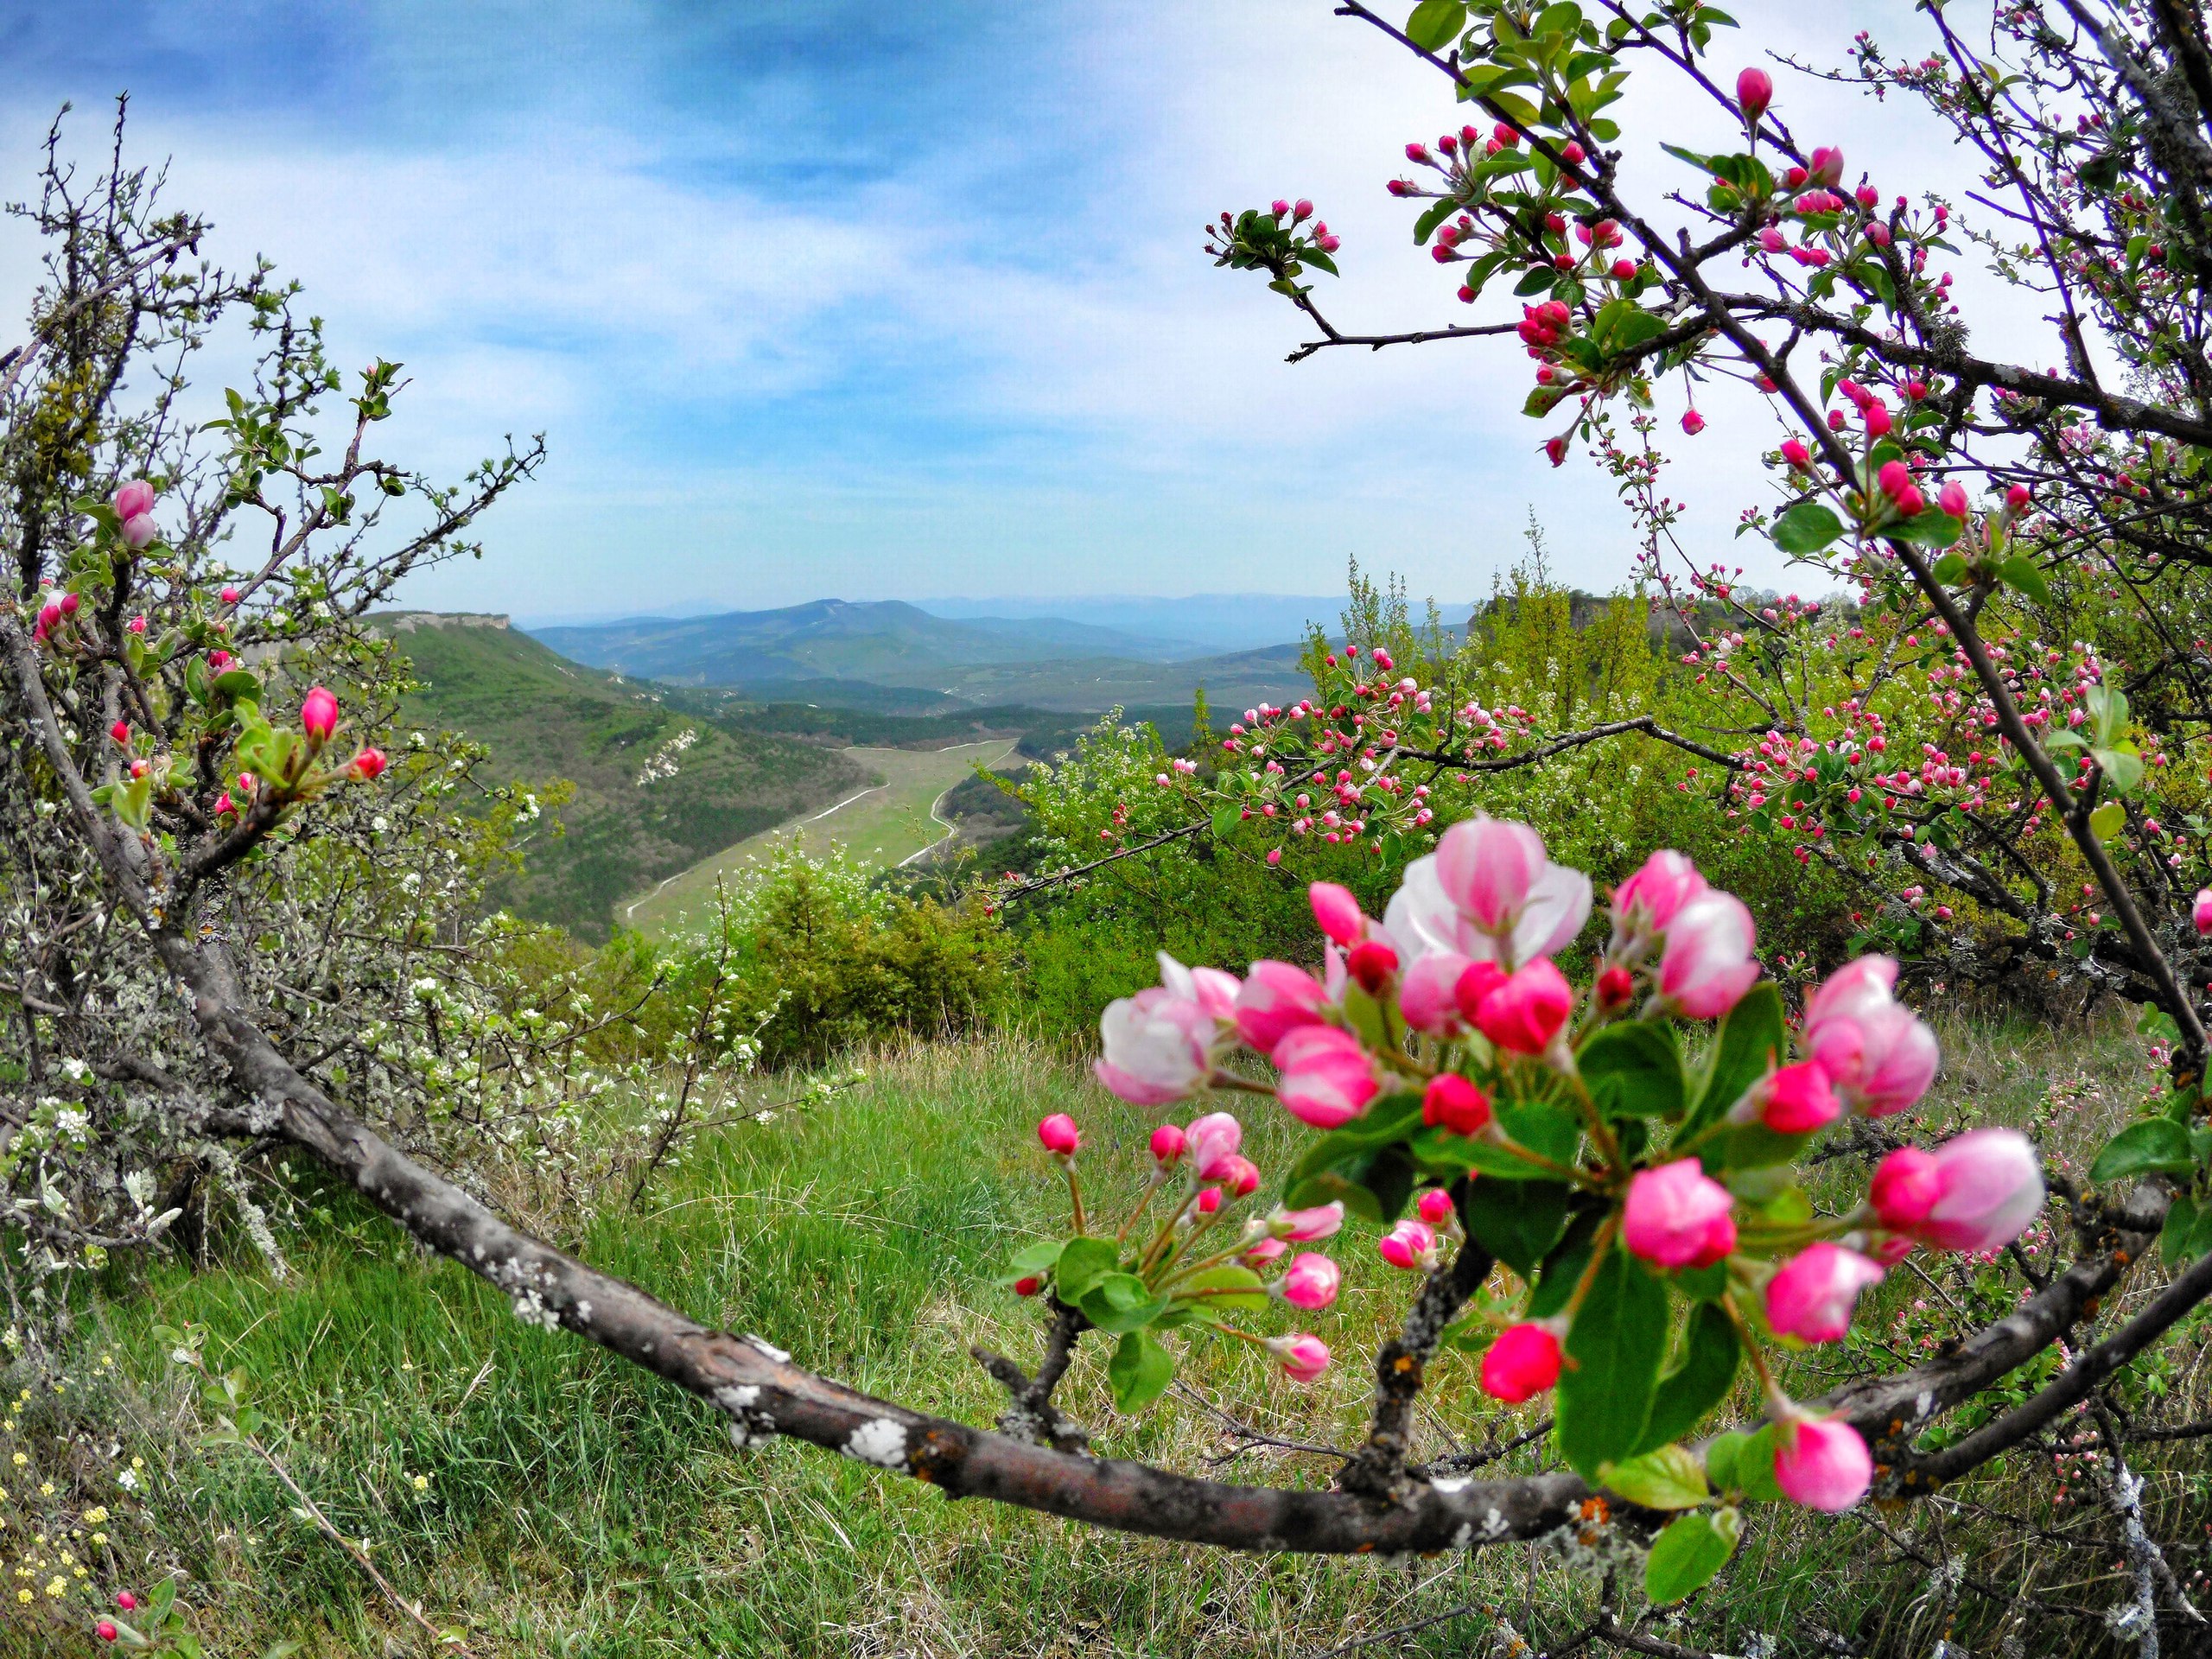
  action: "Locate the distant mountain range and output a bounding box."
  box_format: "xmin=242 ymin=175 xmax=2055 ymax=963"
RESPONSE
xmin=528 ymin=599 xmax=1319 ymax=711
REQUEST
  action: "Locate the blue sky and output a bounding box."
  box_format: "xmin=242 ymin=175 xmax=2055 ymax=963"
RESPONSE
xmin=0 ymin=1 xmax=2014 ymax=621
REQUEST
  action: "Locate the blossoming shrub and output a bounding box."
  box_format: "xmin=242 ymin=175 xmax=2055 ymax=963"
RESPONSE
xmin=1037 ymin=813 xmax=2042 ymax=1601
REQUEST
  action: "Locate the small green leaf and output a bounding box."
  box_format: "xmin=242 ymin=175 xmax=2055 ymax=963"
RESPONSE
xmin=213 ymin=668 xmax=262 ymax=702
xmin=1891 ymin=507 xmax=1963 ymax=547
xmin=1465 ymin=1178 xmax=1572 ymax=1275
xmin=2089 ymin=800 xmax=2126 ymax=842
xmin=1528 ymin=1204 xmax=1607 ymax=1318
xmin=1108 ymin=1330 xmax=1175 ymax=1413
xmin=2161 ymin=1193 xmax=2201 ymax=1267
xmin=2090 ymin=1119 xmax=2196 ymax=1181
xmin=1289 ymin=1093 xmax=1426 ymax=1180
xmin=1078 ymin=1272 xmax=1168 ymax=1334
xmin=1601 ymin=1443 xmax=1710 ymax=1510
xmin=1210 ymin=804 xmax=1240 ymax=839
xmin=1178 ymin=1264 xmax=1269 ymax=1313
xmin=1644 ymin=1509 xmax=1739 ymax=1604
xmin=1702 ymin=1429 xmax=1751 ymax=1493
xmin=1556 ymin=1248 xmax=1668 ymax=1477
xmin=1405 ymin=0 xmax=1469 ymax=50
xmin=1998 ymin=554 xmax=2050 ymax=602
xmin=1053 ymin=1236 xmax=1122 ymax=1302
xmin=1736 ymin=1423 xmax=1784 ymax=1502
xmin=996 ymin=1238 xmax=1065 ymax=1286
xmin=1771 ymin=500 xmax=1843 ymax=554
xmin=1578 ymin=1022 xmax=1686 ymax=1119
xmin=1688 ymin=982 xmax=1783 ymax=1134
xmin=1634 ymin=1301 xmax=1741 ymax=1452
xmin=1414 ymin=196 xmax=1462 ymax=245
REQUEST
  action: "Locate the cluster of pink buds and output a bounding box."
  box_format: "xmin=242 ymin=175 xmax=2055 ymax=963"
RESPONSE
xmin=1084 ymin=814 xmax=2047 ymax=1512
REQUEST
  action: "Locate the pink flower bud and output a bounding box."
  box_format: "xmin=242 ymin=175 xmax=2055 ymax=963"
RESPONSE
xmin=1857 ymin=184 xmax=1879 ymax=208
xmin=1271 ymin=1025 xmax=1380 ymax=1128
xmin=1433 ymin=814 xmax=1548 ymax=931
xmin=1279 ymin=1251 xmax=1342 ymax=1310
xmin=301 ymin=684 xmax=340 ymax=743
xmin=219 ymin=585 xmax=240 ymax=604
xmin=1400 ymin=950 xmax=1471 ymax=1036
xmin=1272 ymin=198 xmax=1290 ymax=216
xmin=115 ymin=1593 xmax=137 ymax=1611
xmin=1215 ymin=1154 xmax=1262 ymax=1197
xmin=1421 ymin=1071 xmax=1493 ymax=1137
xmin=1149 ymin=1123 xmax=1186 ymax=1167
xmin=1294 ymin=198 xmax=1313 ymax=219
xmin=127 ymin=615 xmax=146 ymax=634
xmin=1737 ymin=67 xmax=1773 ymax=122
xmin=1597 ymin=965 xmax=1634 ymax=1006
xmin=37 ymin=602 xmax=60 ymax=632
xmin=1785 ymin=165 xmax=1808 ymax=188
xmin=59 ymin=592 xmax=78 ymax=615
xmin=120 ymin=514 xmax=158 ymax=550
xmin=1758 ymin=226 xmax=1786 ymax=254
xmin=1480 ymin=1320 xmax=1564 ymax=1402
xmin=1475 ymin=958 xmax=1574 ymax=1054
xmin=1808 ymin=145 xmax=1845 ymax=186
xmin=1186 ymin=1110 xmax=1243 ymax=1178
xmin=1416 ymin=1188 xmax=1456 ymax=1227
xmin=109 ymin=720 xmax=130 ymax=744
xmin=1377 ymin=1217 xmax=1438 ymax=1271
xmin=1545 ymin=435 xmax=1569 ymax=467
xmin=1014 ymin=1275 xmax=1041 ymax=1296
xmin=1197 ymin=1186 xmax=1223 ymax=1215
xmin=1756 ymin=1059 xmax=1840 ymax=1134
xmin=1236 ymin=960 xmax=1331 ymax=1051
xmin=1613 ymin=257 xmax=1639 ymax=281
xmin=1037 ymin=1113 xmax=1081 ymax=1156
xmin=1268 ymin=1332 xmax=1331 ymax=1382
xmin=1802 ymin=956 xmax=1939 ymax=1116
xmin=1097 ymin=988 xmax=1212 ymax=1104
xmin=1938 ymin=480 xmax=1968 ymax=518
xmin=1681 ymin=409 xmax=1706 ymax=435
xmin=1764 ymin=1243 xmax=1885 ymax=1341
xmin=1774 ymin=1414 xmax=1873 ymax=1510
xmin=1624 ymin=1158 xmax=1738 ymax=1269
xmin=98 ymin=1623 xmax=119 ymax=1643
xmin=1273 ymin=1201 xmax=1346 ymax=1241
xmin=1346 ymin=938 xmax=1398 ymax=995
xmin=113 ymin=480 xmax=156 ymax=521
xmin=2192 ymin=887 xmax=2211 ymax=935
xmin=1862 ymin=400 xmax=1891 ymax=437
xmin=1309 ymin=880 xmax=1366 ymax=945
xmin=1874 ymin=1129 xmax=2043 ymax=1252
xmin=214 ymin=791 xmax=234 ymax=816
xmin=1657 ymin=890 xmax=1759 ymax=1019
xmin=1614 ymin=848 xmax=1707 ymax=930
xmin=346 ymin=747 xmax=388 ymax=782
xmin=1867 ymin=221 xmax=1891 ymax=246
xmin=1781 ymin=438 xmax=1811 ymax=467
xmin=2006 ymin=483 xmax=2031 ymax=510
xmin=1243 ymin=1237 xmax=1287 ymax=1266
xmin=1878 ymin=460 xmax=1914 ymax=501
xmin=1406 ymin=142 xmax=1431 ymax=163
xmin=1560 ymin=141 xmax=1586 ymax=167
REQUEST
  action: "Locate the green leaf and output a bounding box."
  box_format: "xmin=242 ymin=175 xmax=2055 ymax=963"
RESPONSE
xmin=1528 ymin=1203 xmax=1607 ymax=1318
xmin=1555 ymin=1248 xmax=1668 ymax=1476
xmin=1579 ymin=1022 xmax=1686 ymax=1119
xmin=1179 ymin=1264 xmax=1269 ymax=1314
xmin=1601 ymin=1443 xmax=1709 ymax=1510
xmin=1284 ymin=1144 xmax=1416 ymax=1224
xmin=1998 ymin=554 xmax=2050 ymax=602
xmin=1405 ymin=0 xmax=1469 ymax=49
xmin=996 ymin=1238 xmax=1065 ymax=1286
xmin=1645 ymin=1509 xmax=1739 ymax=1605
xmin=1210 ymin=804 xmax=1240 ymax=839
xmin=1053 ymin=1236 xmax=1122 ymax=1302
xmin=1109 ymin=1329 xmax=1175 ymax=1413
xmin=1771 ymin=500 xmax=1843 ymax=554
xmin=213 ymin=668 xmax=262 ymax=702
xmin=1078 ymin=1272 xmax=1169 ymax=1334
xmin=1931 ymin=551 xmax=1968 ymax=584
xmin=1687 ymin=982 xmax=1783 ymax=1135
xmin=2094 ymin=747 xmax=2146 ymax=794
xmin=2090 ymin=1119 xmax=2196 ymax=1181
xmin=2161 ymin=1193 xmax=2201 ymax=1267
xmin=1891 ymin=508 xmax=1963 ymax=547
xmin=1702 ymin=1429 xmax=1751 ymax=1493
xmin=1290 ymin=1093 xmax=1426 ymax=1180
xmin=1465 ymin=1178 xmax=1572 ymax=1275
xmin=1736 ymin=1423 xmax=1784 ymax=1502
xmin=1414 ymin=196 xmax=1462 ymax=245
xmin=1634 ymin=1301 xmax=1741 ymax=1453
xmin=2089 ymin=800 xmax=2126 ymax=843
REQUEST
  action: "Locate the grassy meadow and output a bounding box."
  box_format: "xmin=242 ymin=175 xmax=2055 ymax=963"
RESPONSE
xmin=625 ymin=740 xmax=1020 ymax=937
xmin=47 ymin=1009 xmax=2211 ymax=1658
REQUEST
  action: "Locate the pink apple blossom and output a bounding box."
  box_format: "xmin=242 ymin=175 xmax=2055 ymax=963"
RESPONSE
xmin=1270 ymin=1025 xmax=1380 ymax=1128
xmin=1752 ymin=1060 xmax=1840 ymax=1135
xmin=1399 ymin=950 xmax=1471 ymax=1036
xmin=1036 ymin=1114 xmax=1080 ymax=1156
xmin=1270 ymin=1201 xmax=1346 ymax=1241
xmin=1149 ymin=1123 xmax=1186 ymax=1167
xmin=120 ymin=514 xmax=157 ymax=549
xmin=1624 ymin=1159 xmax=1738 ymax=1268
xmin=1279 ymin=1252 xmax=1342 ymax=1310
xmin=2195 ymin=888 xmax=2212 ymax=935
xmin=1377 ymin=1217 xmax=1439 ymax=1271
xmin=112 ymin=480 xmax=155 ymax=521
xmin=1736 ymin=67 xmax=1773 ymax=122
xmin=1309 ymin=881 xmax=1366 ymax=946
xmin=1764 ymin=1243 xmax=1885 ymax=1341
xmin=1186 ymin=1111 xmax=1243 ymax=1179
xmin=1096 ymin=988 xmax=1212 ymax=1104
xmin=1268 ymin=1333 xmax=1332 ymax=1382
xmin=1612 ymin=848 xmax=1707 ymax=931
xmin=1481 ymin=1319 xmax=1565 ymax=1402
xmin=300 ymin=685 xmax=340 ymax=743
xmin=1802 ymin=955 xmax=1939 ymax=1115
xmin=1236 ymin=960 xmax=1331 ymax=1052
xmin=1474 ymin=958 xmax=1575 ymax=1054
xmin=1416 ymin=1188 xmax=1456 ymax=1228
xmin=1657 ymin=891 xmax=1759 ymax=1018
xmin=1421 ymin=1072 xmax=1493 ymax=1136
xmin=1774 ymin=1414 xmax=1873 ymax=1510
xmin=1870 ymin=1129 xmax=2043 ymax=1251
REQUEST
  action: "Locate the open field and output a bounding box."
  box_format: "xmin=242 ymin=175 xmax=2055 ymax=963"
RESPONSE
xmin=62 ymin=1010 xmax=2212 ymax=1658
xmin=623 ymin=739 xmax=1020 ymax=936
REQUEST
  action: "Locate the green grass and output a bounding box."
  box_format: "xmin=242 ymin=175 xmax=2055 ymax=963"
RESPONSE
xmin=384 ymin=616 xmax=865 ymax=942
xmin=626 ymin=741 xmax=1020 ymax=938
xmin=29 ymin=1009 xmax=2212 ymax=1657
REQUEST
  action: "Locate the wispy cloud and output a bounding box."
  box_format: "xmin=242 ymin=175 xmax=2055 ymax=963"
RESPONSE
xmin=0 ymin=1 xmax=2033 ymax=616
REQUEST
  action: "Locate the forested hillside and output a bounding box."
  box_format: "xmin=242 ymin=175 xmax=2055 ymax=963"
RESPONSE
xmin=384 ymin=614 xmax=866 ymax=939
